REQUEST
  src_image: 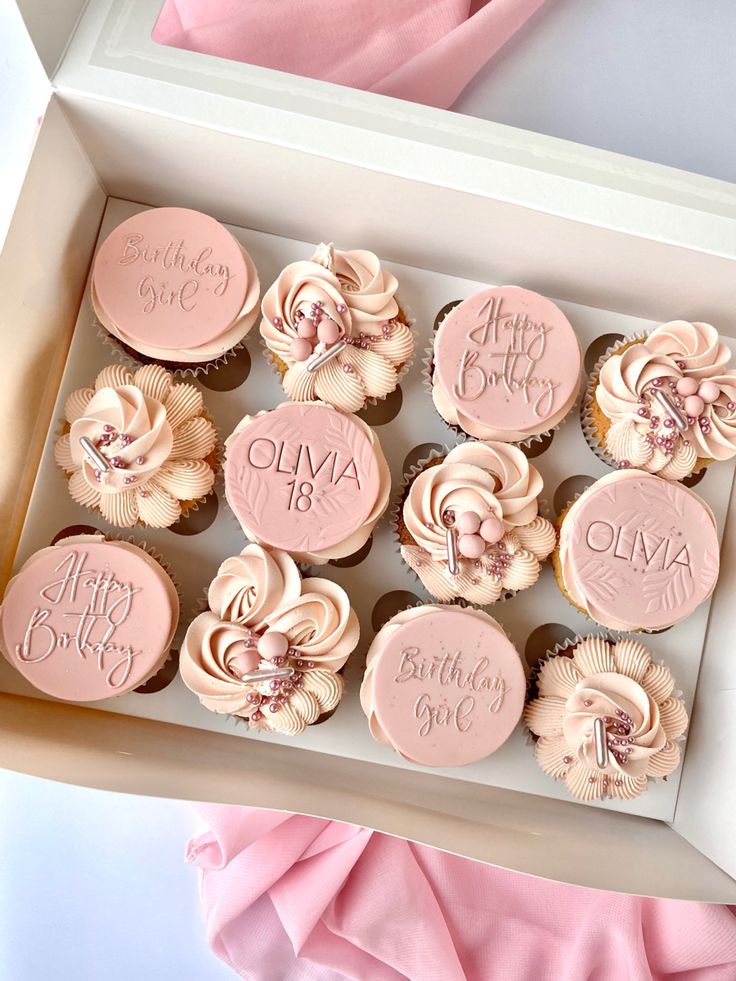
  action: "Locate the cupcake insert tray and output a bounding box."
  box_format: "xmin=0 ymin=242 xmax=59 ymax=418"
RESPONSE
xmin=4 ymin=196 xmax=735 ymax=823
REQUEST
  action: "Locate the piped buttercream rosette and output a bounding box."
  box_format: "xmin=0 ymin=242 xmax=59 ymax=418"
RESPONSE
xmin=54 ymin=364 xmax=217 ymax=528
xmin=260 ymin=242 xmax=413 ymax=412
xmin=524 ymin=635 xmax=688 ymax=802
xmin=588 ymin=321 xmax=736 ymax=479
xmin=398 ymin=442 xmax=556 ymax=605
xmin=180 ymin=544 xmax=359 ymax=735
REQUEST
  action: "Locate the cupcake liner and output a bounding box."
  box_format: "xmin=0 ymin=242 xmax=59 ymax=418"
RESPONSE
xmin=522 ymin=634 xmax=688 ymax=798
xmin=258 ymin=296 xmax=416 ymax=412
xmin=421 ymin=316 xmax=577 ymax=452
xmin=95 ymin=316 xmax=253 ymax=380
xmin=392 ymin=446 xmax=554 ymax=609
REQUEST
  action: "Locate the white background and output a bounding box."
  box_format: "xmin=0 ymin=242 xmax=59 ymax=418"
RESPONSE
xmin=2 ymin=1 xmax=735 ymax=979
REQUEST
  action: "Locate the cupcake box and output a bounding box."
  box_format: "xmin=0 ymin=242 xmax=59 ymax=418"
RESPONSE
xmin=3 ymin=2 xmax=736 ymax=901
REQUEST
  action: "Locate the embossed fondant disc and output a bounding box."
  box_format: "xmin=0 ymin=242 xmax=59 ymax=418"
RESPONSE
xmin=434 ymin=286 xmax=582 ymax=439
xmin=0 ymin=537 xmax=179 ymax=701
xmin=560 ymin=470 xmax=720 ymax=631
xmin=367 ymin=606 xmax=525 ymax=767
xmin=93 ymin=207 xmax=250 ymax=350
xmin=224 ymin=402 xmax=383 ymax=555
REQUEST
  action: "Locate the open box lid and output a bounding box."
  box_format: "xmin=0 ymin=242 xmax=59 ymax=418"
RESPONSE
xmin=4 ymin=0 xmax=736 ymax=895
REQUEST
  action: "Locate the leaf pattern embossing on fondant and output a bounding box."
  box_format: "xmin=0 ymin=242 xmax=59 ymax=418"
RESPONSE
xmin=578 ymin=557 xmax=631 ymax=604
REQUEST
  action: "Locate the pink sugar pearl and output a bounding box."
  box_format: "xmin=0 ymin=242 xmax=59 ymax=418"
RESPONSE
xmin=684 ymin=394 xmax=705 ymax=418
xmin=699 ymin=380 xmax=720 ymax=404
xmin=480 ymin=516 xmax=504 ymax=544
xmin=290 ymin=338 xmax=313 ymax=362
xmin=230 ymin=647 xmax=260 ymax=677
xmin=257 ymin=631 xmax=289 ymax=661
xmin=297 ymin=319 xmax=317 ymax=339
xmin=317 ymin=319 xmax=341 ymax=344
xmin=458 ymin=534 xmax=485 ymax=559
xmin=456 ymin=510 xmax=481 ymax=535
xmin=676 ymin=376 xmax=699 ymax=397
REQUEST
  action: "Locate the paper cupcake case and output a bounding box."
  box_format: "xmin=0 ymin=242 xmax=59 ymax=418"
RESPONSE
xmin=4 ymin=195 xmax=736 ymax=822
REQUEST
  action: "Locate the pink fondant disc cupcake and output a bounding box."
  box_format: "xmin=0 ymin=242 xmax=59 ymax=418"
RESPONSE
xmin=0 ymin=534 xmax=179 ymax=701
xmin=92 ymin=207 xmax=260 ymax=369
xmin=224 ymin=401 xmax=390 ymax=565
xmin=554 ymin=470 xmax=720 ymax=631
xmin=431 ymin=286 xmax=582 ymax=441
xmin=361 ymin=604 xmax=525 ymax=767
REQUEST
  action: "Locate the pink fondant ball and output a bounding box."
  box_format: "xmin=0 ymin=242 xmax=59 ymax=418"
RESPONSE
xmin=290 ymin=338 xmax=313 ymax=362
xmin=676 ymin=376 xmax=699 ymax=397
xmin=297 ymin=319 xmax=317 ymax=339
xmin=258 ymin=631 xmax=289 ymax=661
xmin=230 ymin=646 xmax=260 ymax=677
xmin=480 ymin=516 xmax=504 ymax=544
xmin=458 ymin=534 xmax=485 ymax=559
xmin=684 ymin=395 xmax=705 ymax=418
xmin=456 ymin=510 xmax=481 ymax=535
xmin=317 ymin=319 xmax=341 ymax=345
xmin=698 ymin=380 xmax=720 ymax=404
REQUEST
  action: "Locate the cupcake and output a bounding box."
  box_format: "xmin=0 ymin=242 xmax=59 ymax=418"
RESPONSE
xmin=54 ymin=364 xmax=218 ymax=529
xmin=524 ymin=634 xmax=688 ymax=801
xmin=92 ymin=207 xmax=260 ymax=369
xmin=0 ymin=534 xmax=179 ymax=700
xmin=431 ymin=286 xmax=582 ymax=441
xmin=260 ymin=242 xmax=413 ymax=412
xmin=553 ymin=470 xmax=719 ymax=631
xmin=360 ymin=604 xmax=525 ymax=767
xmin=585 ymin=320 xmax=736 ymax=479
xmin=180 ymin=543 xmax=358 ymax=735
xmin=224 ymin=401 xmax=390 ymax=564
xmin=397 ymin=442 xmax=555 ymax=604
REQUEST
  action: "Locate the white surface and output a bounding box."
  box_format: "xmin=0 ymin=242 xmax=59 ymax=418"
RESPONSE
xmin=3 ymin=3 xmax=736 ymax=978
xmin=0 ymin=769 xmax=233 ymax=981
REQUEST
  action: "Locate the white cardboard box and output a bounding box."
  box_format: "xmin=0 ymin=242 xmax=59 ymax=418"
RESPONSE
xmin=2 ymin=0 xmax=735 ymax=901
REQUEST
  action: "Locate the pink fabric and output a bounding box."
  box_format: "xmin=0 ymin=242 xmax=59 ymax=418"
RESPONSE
xmin=152 ymin=0 xmax=550 ymax=109
xmin=187 ymin=805 xmax=736 ymax=981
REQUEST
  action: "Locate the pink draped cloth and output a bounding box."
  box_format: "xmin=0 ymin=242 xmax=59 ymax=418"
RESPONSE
xmin=152 ymin=0 xmax=550 ymax=109
xmin=187 ymin=805 xmax=736 ymax=981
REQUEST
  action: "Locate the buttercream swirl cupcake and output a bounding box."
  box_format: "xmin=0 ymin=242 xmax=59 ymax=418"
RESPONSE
xmin=431 ymin=286 xmax=582 ymax=442
xmin=224 ymin=401 xmax=390 ymax=564
xmin=525 ymin=635 xmax=688 ymax=801
xmin=397 ymin=443 xmax=555 ymax=605
xmin=92 ymin=207 xmax=260 ymax=369
xmin=585 ymin=320 xmax=736 ymax=479
xmin=54 ymin=364 xmax=217 ymax=528
xmin=260 ymin=242 xmax=413 ymax=412
xmin=180 ymin=544 xmax=359 ymax=735
xmin=361 ymin=604 xmax=525 ymax=767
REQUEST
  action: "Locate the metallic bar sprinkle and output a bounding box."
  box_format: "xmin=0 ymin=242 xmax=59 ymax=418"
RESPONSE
xmin=653 ymin=389 xmax=688 ymax=431
xmin=594 ymin=717 xmax=609 ymax=770
xmin=240 ymin=666 xmax=295 ymax=684
xmin=306 ymin=339 xmax=348 ymax=373
xmin=79 ymin=436 xmax=111 ymax=472
xmin=446 ymin=526 xmax=459 ymax=576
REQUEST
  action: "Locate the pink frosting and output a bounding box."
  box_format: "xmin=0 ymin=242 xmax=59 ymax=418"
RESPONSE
xmin=559 ymin=470 xmax=719 ymax=631
xmin=361 ymin=605 xmax=525 ymax=767
xmin=92 ymin=207 xmax=260 ymax=362
xmin=0 ymin=535 xmax=179 ymax=701
xmin=224 ymin=402 xmax=390 ymax=564
xmin=433 ymin=287 xmax=582 ymax=440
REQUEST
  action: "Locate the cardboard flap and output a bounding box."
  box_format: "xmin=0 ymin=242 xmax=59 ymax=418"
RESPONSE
xmin=0 ymin=2 xmax=53 ymax=249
